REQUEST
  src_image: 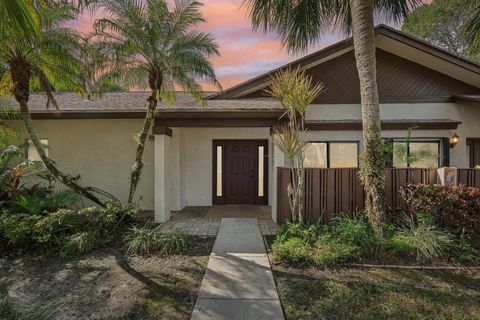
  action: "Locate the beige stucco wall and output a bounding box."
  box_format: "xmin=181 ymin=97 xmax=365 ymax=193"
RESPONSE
xmin=306 ymin=102 xmax=480 ymax=167
xmin=10 ymin=119 xmax=154 ymax=209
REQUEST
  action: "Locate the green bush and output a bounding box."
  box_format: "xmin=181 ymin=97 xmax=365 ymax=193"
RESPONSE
xmin=313 ymin=240 xmax=360 ymax=266
xmin=276 ymin=222 xmax=321 ymax=245
xmin=452 ymin=236 xmax=478 ymax=264
xmin=0 ymin=213 xmax=38 ymax=245
xmin=390 ymin=218 xmax=453 ymax=261
xmin=272 ymin=237 xmax=313 ymax=264
xmin=123 ymin=224 xmax=188 ymax=256
xmin=326 ymin=214 xmax=377 ymax=249
xmin=124 ymin=224 xmax=161 ymax=256
xmin=60 ymin=231 xmax=98 ymax=258
xmin=158 ymin=232 xmax=188 ymax=255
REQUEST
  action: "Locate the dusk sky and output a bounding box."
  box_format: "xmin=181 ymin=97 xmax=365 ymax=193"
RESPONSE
xmin=72 ymin=0 xmax=431 ymax=91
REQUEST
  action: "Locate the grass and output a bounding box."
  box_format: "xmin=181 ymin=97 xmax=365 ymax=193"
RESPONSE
xmin=272 ymin=265 xmax=480 ymax=320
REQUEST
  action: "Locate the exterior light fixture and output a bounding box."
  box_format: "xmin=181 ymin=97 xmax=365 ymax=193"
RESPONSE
xmin=449 ymin=133 xmax=459 ymax=148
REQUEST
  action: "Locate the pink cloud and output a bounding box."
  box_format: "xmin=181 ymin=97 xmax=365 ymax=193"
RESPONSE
xmin=68 ymin=0 xmax=431 ymax=91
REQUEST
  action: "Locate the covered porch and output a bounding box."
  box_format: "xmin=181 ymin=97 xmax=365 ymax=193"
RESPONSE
xmin=152 ymin=106 xmax=287 ymax=224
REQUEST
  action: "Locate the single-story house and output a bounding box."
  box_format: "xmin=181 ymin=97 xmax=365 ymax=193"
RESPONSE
xmin=7 ymin=25 xmax=480 ymax=223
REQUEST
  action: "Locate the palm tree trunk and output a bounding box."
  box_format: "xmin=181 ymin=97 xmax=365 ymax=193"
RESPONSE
xmin=349 ymin=0 xmax=386 ymax=236
xmin=10 ymin=59 xmax=103 ymax=205
xmin=127 ymin=90 xmax=157 ymax=203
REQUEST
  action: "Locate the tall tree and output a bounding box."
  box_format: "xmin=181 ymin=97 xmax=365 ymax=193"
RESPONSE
xmin=244 ymin=0 xmax=418 ymax=236
xmin=0 ymin=2 xmax=105 ymax=205
xmin=464 ymin=0 xmax=480 ymax=49
xmin=402 ymin=0 xmax=480 ymax=62
xmin=0 ymin=0 xmax=40 ymax=38
xmin=95 ymin=0 xmax=220 ymax=203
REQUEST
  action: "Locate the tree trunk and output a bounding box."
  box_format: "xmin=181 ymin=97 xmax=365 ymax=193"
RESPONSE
xmin=127 ymin=90 xmax=158 ymax=203
xmin=349 ymin=0 xmax=386 ymax=236
xmin=10 ymin=59 xmax=103 ymax=206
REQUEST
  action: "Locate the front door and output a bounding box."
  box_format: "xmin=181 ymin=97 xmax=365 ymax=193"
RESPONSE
xmin=213 ymin=140 xmax=268 ymax=205
xmin=225 ymin=141 xmax=256 ymax=204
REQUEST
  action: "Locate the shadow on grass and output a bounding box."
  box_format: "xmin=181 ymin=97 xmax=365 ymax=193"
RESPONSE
xmin=273 ymin=267 xmax=480 ymax=320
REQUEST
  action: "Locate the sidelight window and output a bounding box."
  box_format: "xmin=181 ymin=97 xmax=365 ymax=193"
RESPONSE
xmin=216 ymin=145 xmax=222 ymax=196
xmin=258 ymin=145 xmax=265 ymax=197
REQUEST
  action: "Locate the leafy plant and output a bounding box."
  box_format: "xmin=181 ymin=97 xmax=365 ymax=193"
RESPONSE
xmin=157 ymin=232 xmax=188 ymax=255
xmin=391 ymin=217 xmax=453 ymax=261
xmin=0 ymin=212 xmax=38 ymax=245
xmin=313 ymin=241 xmax=360 ymax=266
xmin=123 ymin=224 xmax=161 ymax=256
xmin=272 ymin=237 xmax=313 ymax=265
xmin=60 ymin=231 xmax=98 ymax=258
xmin=326 ymin=214 xmax=377 ymax=249
xmin=276 ymin=222 xmax=321 ymax=245
xmin=401 ymin=184 xmax=480 ymax=239
xmin=268 ymin=68 xmax=325 ymax=223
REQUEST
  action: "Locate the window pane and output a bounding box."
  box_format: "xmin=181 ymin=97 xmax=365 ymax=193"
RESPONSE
xmin=27 ymin=139 xmax=48 ymax=161
xmin=330 ymin=143 xmax=358 ymax=168
xmin=216 ymin=146 xmax=222 ymax=196
xmin=304 ymin=143 xmax=327 ymax=168
xmin=393 ymin=142 xmax=408 ymax=168
xmin=258 ymin=146 xmax=264 ymax=197
xmin=409 ymin=142 xmax=439 ymax=168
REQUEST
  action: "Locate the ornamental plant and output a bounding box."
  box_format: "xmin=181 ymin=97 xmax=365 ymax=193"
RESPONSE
xmin=400 ymin=184 xmax=480 ymax=240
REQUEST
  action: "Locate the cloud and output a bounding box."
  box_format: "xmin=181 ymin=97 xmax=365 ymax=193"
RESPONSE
xmin=67 ymin=0 xmax=430 ymax=91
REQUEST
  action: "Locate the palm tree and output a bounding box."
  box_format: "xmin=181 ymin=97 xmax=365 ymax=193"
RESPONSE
xmin=94 ymin=0 xmax=220 ymax=203
xmin=0 ymin=0 xmax=40 ymax=38
xmin=464 ymin=0 xmax=480 ymax=48
xmin=244 ymin=0 xmax=418 ymax=236
xmin=0 ymin=2 xmax=104 ymax=205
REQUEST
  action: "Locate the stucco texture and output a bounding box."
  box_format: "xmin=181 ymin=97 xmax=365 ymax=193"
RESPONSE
xmin=11 ymin=119 xmax=154 ymax=209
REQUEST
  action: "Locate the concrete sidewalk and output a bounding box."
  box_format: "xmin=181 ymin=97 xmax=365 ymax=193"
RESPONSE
xmin=191 ymin=218 xmax=284 ymax=320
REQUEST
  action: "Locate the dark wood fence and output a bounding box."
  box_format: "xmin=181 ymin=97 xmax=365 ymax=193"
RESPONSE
xmin=277 ymin=167 xmax=480 ymax=224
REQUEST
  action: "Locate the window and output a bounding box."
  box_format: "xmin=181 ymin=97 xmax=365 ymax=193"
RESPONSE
xmin=216 ymin=145 xmax=222 ymax=196
xmin=258 ymin=145 xmax=265 ymax=197
xmin=392 ymin=140 xmax=440 ymax=168
xmin=26 ymin=139 xmax=48 ymax=161
xmin=304 ymin=142 xmax=358 ymax=168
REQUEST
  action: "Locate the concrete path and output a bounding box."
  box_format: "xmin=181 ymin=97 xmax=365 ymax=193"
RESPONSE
xmin=191 ymin=218 xmax=284 ymax=320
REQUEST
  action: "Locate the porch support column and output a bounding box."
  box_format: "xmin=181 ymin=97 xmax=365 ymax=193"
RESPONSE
xmin=271 ymin=141 xmax=285 ymax=223
xmin=155 ymin=134 xmax=171 ymax=223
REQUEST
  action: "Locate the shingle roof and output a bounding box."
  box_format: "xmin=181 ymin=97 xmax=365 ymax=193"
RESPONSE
xmin=6 ymin=92 xmax=282 ymax=114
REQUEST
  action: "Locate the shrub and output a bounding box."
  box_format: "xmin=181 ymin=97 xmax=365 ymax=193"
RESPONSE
xmin=102 ymin=199 xmax=139 ymax=222
xmin=313 ymin=240 xmax=360 ymax=266
xmin=400 ymin=184 xmax=480 ymax=239
xmin=276 ymin=222 xmax=321 ymax=245
xmin=390 ymin=218 xmax=453 ymax=261
xmin=157 ymin=232 xmax=188 ymax=255
xmin=452 ymin=235 xmax=478 ymax=264
xmin=326 ymin=214 xmax=377 ymax=249
xmin=60 ymin=231 xmax=98 ymax=258
xmin=0 ymin=213 xmax=38 ymax=245
xmin=124 ymin=224 xmax=161 ymax=256
xmin=272 ymin=237 xmax=313 ymax=264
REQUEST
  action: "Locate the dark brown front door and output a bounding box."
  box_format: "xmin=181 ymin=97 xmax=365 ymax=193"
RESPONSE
xmin=212 ymin=140 xmax=268 ymax=205
xmin=225 ymin=141 xmax=255 ymax=204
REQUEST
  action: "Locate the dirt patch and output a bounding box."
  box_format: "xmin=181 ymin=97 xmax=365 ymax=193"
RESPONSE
xmin=0 ymin=236 xmax=214 ymax=320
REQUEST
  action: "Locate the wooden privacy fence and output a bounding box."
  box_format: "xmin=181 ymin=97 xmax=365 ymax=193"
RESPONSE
xmin=277 ymin=167 xmax=480 ymax=224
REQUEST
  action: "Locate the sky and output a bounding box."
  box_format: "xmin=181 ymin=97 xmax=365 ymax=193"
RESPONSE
xmin=71 ymin=0 xmax=431 ymax=91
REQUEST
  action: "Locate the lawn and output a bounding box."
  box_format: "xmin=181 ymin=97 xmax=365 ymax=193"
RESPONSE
xmin=0 ymin=236 xmax=214 ymax=320
xmin=272 ymin=264 xmax=480 ymax=320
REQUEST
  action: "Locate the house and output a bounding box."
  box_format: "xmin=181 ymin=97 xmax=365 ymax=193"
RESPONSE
xmin=7 ymin=25 xmax=480 ymax=223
